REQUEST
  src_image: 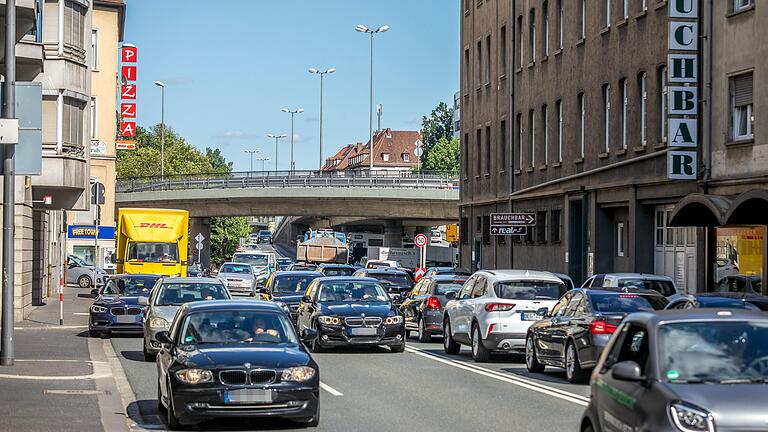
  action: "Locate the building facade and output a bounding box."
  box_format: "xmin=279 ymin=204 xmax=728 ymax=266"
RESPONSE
xmin=322 ymin=129 xmax=422 ymax=174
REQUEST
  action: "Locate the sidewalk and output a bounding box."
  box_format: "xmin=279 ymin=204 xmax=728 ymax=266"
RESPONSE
xmin=0 ymin=285 xmax=131 ymax=432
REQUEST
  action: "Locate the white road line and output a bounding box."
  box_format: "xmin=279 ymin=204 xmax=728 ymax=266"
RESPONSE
xmin=319 ymin=381 xmax=343 ymax=396
xmin=405 ymin=347 xmax=588 ymax=406
xmin=14 ymin=325 xmax=88 ymax=330
xmin=73 ymin=312 xmax=89 ymax=316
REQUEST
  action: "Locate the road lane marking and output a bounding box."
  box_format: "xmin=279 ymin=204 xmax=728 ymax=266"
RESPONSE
xmin=320 ymin=381 xmax=343 ymax=396
xmin=73 ymin=312 xmax=89 ymax=316
xmin=15 ymin=325 xmax=88 ymax=330
xmin=405 ymin=347 xmax=588 ymax=406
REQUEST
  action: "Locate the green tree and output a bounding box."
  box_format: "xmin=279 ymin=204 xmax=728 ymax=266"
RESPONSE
xmin=423 ymin=136 xmax=460 ymax=173
xmin=210 ymin=217 xmax=251 ymax=265
xmin=420 ymin=101 xmax=454 ymax=165
xmin=206 ymin=147 xmax=233 ymax=174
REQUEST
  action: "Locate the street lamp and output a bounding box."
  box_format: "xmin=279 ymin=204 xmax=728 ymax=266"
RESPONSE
xmin=355 ymin=24 xmax=389 ymax=172
xmin=154 ymin=81 xmax=166 ymax=179
xmin=308 ymin=67 xmax=336 ymax=170
xmin=244 ymin=149 xmax=259 ymax=172
xmin=281 ymin=108 xmax=304 ymax=173
xmin=256 ymin=157 xmax=270 ymax=172
xmin=267 ymin=134 xmax=287 ymax=171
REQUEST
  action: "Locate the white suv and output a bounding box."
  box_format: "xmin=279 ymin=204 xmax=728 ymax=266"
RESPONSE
xmin=581 ymin=273 xmax=680 ymax=297
xmin=442 ymin=270 xmax=567 ymax=362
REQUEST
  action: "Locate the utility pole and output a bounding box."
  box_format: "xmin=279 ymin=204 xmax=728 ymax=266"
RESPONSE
xmin=281 ymin=108 xmax=303 ymax=174
xmin=267 ymin=134 xmax=286 ymax=172
xmin=2 ymin=0 xmax=17 ymax=366
xmin=154 ymin=81 xmax=166 ymax=179
xmin=308 ymin=68 xmax=336 ymax=170
xmin=244 ymin=149 xmax=259 ymax=172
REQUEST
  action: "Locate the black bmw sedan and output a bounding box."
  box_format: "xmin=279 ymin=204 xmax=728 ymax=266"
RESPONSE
xmin=296 ymin=277 xmax=406 ymax=353
xmin=155 ymin=300 xmax=320 ymax=429
xmin=261 ymin=271 xmax=324 ymax=322
xmin=88 ymin=274 xmax=160 ymax=337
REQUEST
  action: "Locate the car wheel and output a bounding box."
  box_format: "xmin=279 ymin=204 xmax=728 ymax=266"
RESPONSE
xmin=143 ymin=342 xmax=156 ymax=362
xmin=417 ymin=318 xmax=431 ymax=343
xmin=77 ymin=275 xmax=92 ymax=288
xmin=565 ymin=341 xmax=588 ymax=384
xmin=471 ymin=323 xmax=491 ymax=363
xmin=525 ymin=335 xmax=546 ymax=373
xmin=164 ymin=377 xmax=184 ymax=430
xmin=309 ymin=323 xmax=324 ymax=353
xmin=390 ymin=343 xmax=405 ymax=353
xmin=443 ymin=319 xmax=460 ymax=355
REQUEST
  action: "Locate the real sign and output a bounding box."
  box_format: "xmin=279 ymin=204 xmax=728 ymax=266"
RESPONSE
xmin=490 ymin=213 xmax=535 ymax=236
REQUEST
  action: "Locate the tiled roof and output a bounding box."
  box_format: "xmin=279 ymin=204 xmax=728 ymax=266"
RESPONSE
xmin=323 ymin=129 xmax=421 ymax=171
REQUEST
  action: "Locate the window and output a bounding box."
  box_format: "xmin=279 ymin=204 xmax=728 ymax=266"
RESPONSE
xmin=472 ymin=276 xmax=487 ymax=297
xmin=642 ymin=0 xmax=648 ymax=11
xmin=578 ymin=93 xmax=586 ymax=158
xmin=464 ymin=48 xmax=470 ymax=91
xmin=605 ymin=0 xmax=612 ymax=27
xmin=63 ymin=98 xmax=85 ymax=149
xmin=638 ymin=72 xmax=647 ymax=146
xmin=525 ymin=215 xmax=535 ymax=243
xmin=516 ymin=113 xmax=523 ymax=170
xmin=603 ymin=84 xmax=611 ymax=153
xmin=402 ymin=153 xmax=410 ymax=162
xmin=579 ymin=0 xmax=586 ymax=40
xmin=382 ymin=153 xmax=390 ymax=162
xmin=543 ymin=2 xmax=549 ymax=56
xmin=464 ymin=0 xmax=471 ymax=14
xmin=460 ymin=217 xmax=469 ymax=245
xmin=463 ymin=132 xmax=469 ymax=178
xmin=551 ymin=209 xmax=562 ymax=243
xmin=622 ymin=0 xmax=629 ymax=18
xmin=475 ymin=129 xmax=482 ymax=175
xmin=90 ymin=97 xmax=97 ymax=139
xmin=536 ymin=211 xmax=547 ymax=243
xmin=730 ymin=72 xmax=754 ymax=140
xmin=64 ymin=1 xmax=86 ymax=49
xmin=659 ymin=66 xmax=668 ymax=142
xmin=620 ymin=78 xmax=628 ymax=149
xmin=485 ymin=35 xmax=492 ymax=84
xmin=482 ymin=215 xmax=491 ymax=245
xmin=617 ymin=222 xmax=625 ymax=257
xmin=500 ymin=26 xmax=507 ymax=75
xmin=476 ymin=216 xmax=482 ymax=233
xmin=499 ymin=120 xmax=507 ymax=171
xmin=476 ymin=40 xmax=482 ymax=88
xmin=529 ymin=10 xmax=536 ymax=63
xmin=732 ymin=0 xmax=754 ymax=13
xmin=485 ymin=125 xmax=491 ymax=174
xmin=556 ymin=99 xmax=563 ymax=162
xmin=529 ymin=110 xmax=535 ymax=167
xmin=542 ymin=104 xmax=549 ymax=164
xmin=613 ymin=325 xmax=649 ymax=371
xmin=91 ymin=29 xmax=99 ymax=69
xmin=517 ymin=15 xmax=524 ymax=68
xmin=558 ymin=0 xmax=564 ymax=49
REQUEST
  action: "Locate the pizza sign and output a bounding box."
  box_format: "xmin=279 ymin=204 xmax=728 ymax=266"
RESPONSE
xmin=118 ymin=45 xmax=138 ymax=150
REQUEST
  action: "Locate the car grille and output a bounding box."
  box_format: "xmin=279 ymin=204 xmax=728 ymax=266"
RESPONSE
xmin=218 ymin=369 xmax=277 ymax=386
xmin=110 ymin=307 xmax=142 ymax=316
xmin=344 ymin=317 xmax=382 ymax=327
xmin=251 ymin=370 xmax=277 ymax=384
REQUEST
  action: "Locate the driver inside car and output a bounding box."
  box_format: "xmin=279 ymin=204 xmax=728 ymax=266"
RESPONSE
xmin=242 ymin=317 xmax=279 ymax=342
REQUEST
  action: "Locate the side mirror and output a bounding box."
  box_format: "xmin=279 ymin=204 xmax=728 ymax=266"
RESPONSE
xmin=301 ymin=295 xmax=311 ymax=303
xmin=301 ymin=328 xmax=318 ymax=342
xmin=90 ymin=288 xmax=99 ymax=296
xmin=611 ymin=361 xmax=645 ymax=382
xmin=537 ymin=307 xmax=550 ymax=317
xmin=138 ymin=296 xmax=149 ymax=306
xmin=445 ymin=291 xmax=457 ymax=300
xmin=155 ymin=331 xmax=173 ymax=345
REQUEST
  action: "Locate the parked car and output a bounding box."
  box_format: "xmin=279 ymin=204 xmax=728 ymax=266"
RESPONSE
xmin=423 ymin=267 xmax=472 ymax=278
xmin=217 ymin=262 xmax=257 ymax=296
xmin=296 ymin=276 xmax=406 ymax=353
xmin=257 ymin=229 xmax=274 ymax=244
xmin=262 ymin=271 xmax=323 ymax=322
xmin=580 ymin=309 xmax=768 ymax=432
xmin=525 ymin=287 xmax=669 ymax=382
xmin=401 ymin=275 xmax=468 ymax=342
xmin=316 ymin=263 xmax=356 ymax=277
xmin=353 ymin=268 xmax=414 ymax=304
xmin=665 ymin=293 xmax=760 ymax=311
xmin=140 ymin=277 xmax=231 ymax=361
xmin=67 ymin=254 xmax=108 ymax=288
xmin=443 ymin=270 xmax=567 ymax=362
xmin=277 ymin=257 xmax=294 ymax=271
xmin=714 ymin=274 xmax=762 ymax=295
xmin=582 ymin=273 xmax=680 ymax=297
xmin=287 ymin=263 xmax=318 ymax=272
xmin=88 ymin=274 xmax=161 ymax=337
xmin=155 ymin=300 xmax=319 ymax=429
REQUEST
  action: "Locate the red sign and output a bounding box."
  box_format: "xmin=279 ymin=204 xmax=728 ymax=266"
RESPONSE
xmin=121 ymin=84 xmax=136 ymax=99
xmin=121 ymin=46 xmax=137 ymax=63
xmin=121 ymin=65 xmax=137 ymax=81
xmin=116 ymin=140 xmax=136 ymax=150
xmin=120 ymin=103 xmax=136 ymax=118
xmin=414 ymin=268 xmax=427 ymax=282
xmin=414 ymin=234 xmax=428 ymax=248
xmin=119 ymin=121 xmax=136 ymax=137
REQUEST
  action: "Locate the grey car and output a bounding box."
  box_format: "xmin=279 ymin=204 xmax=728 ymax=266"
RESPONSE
xmin=217 ymin=262 xmax=257 ymax=296
xmin=580 ymin=309 xmax=768 ymax=432
xmin=140 ymin=277 xmax=231 ymax=361
xmin=67 ymin=255 xmax=108 ymax=288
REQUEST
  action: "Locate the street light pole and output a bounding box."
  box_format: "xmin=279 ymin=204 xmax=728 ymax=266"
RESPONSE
xmin=244 ymin=149 xmax=259 ymax=172
xmin=256 ymin=157 xmax=270 ymax=172
xmin=356 ymin=24 xmax=389 ymax=173
xmin=308 ymin=68 xmax=336 ymax=170
xmin=281 ymin=108 xmax=304 ymax=174
xmin=154 ymin=81 xmax=166 ymax=179
xmin=267 ymin=134 xmax=287 ymax=172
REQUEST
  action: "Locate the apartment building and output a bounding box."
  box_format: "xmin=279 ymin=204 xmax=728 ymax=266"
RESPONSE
xmin=322 ymin=129 xmax=422 ymax=174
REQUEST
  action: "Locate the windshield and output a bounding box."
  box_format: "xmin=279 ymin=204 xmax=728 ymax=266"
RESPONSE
xmin=103 ymin=276 xmax=158 ymax=296
xmin=494 ymin=281 xmax=566 ymax=300
xmin=259 ymin=230 xmax=271 ymax=236
xmin=434 ymin=281 xmax=466 ymax=296
xmin=322 ymin=267 xmax=355 ymax=277
xmin=659 ymin=321 xmax=768 ymax=383
xmin=317 ymin=281 xmax=389 ymax=302
xmin=590 ymin=293 xmax=668 ymax=313
xmin=233 ymin=254 xmax=269 ymax=267
xmin=219 ymin=264 xmax=253 ymax=275
xmin=618 ymin=279 xmax=676 ymax=297
xmin=155 ymin=282 xmax=229 ymax=306
xmin=273 ymin=274 xmax=320 ymax=294
xmin=374 ymin=273 xmax=412 ymax=288
xmin=126 ymin=242 xmax=179 ymax=263
xmin=179 ymin=311 xmax=298 ymax=345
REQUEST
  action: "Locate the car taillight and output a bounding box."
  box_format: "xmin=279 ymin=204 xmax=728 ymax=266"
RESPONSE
xmin=484 ymin=303 xmax=515 ymax=312
xmin=425 ymin=296 xmax=442 ymax=309
xmin=590 ymin=320 xmax=618 ymax=334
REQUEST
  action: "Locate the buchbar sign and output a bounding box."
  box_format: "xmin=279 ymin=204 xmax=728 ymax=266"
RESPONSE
xmin=118 ymin=44 xmax=138 ymax=151
xmin=667 ymin=0 xmax=698 ymax=180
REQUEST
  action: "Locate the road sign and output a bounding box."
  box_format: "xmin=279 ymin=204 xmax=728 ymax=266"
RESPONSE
xmin=414 ymin=234 xmax=428 ymax=248
xmin=491 ymin=226 xmax=526 ymax=236
xmin=414 ymin=267 xmax=426 ymax=282
xmin=491 ymin=213 xmax=535 ymax=226
xmin=196 ymin=242 xmax=203 ymax=251
xmin=195 ymin=233 xmax=205 ymax=243
xmin=414 ymin=146 xmax=423 ymax=157
xmin=415 ymin=139 xmax=422 ymax=148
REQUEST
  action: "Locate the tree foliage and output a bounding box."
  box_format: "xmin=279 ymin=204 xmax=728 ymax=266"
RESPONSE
xmin=210 ymin=217 xmax=251 ymax=265
xmin=420 ymin=101 xmax=455 ymax=165
xmin=423 ymin=136 xmax=460 ymax=173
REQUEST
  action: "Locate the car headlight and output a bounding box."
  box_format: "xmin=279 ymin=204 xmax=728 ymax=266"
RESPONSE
xmin=384 ymin=316 xmax=403 ymax=325
xmin=281 ymin=366 xmax=316 ymax=382
xmin=90 ymin=305 xmax=108 ymax=314
xmin=670 ymin=402 xmax=714 ymax=432
xmin=317 ymin=316 xmax=341 ymax=325
xmin=149 ymin=317 xmax=170 ymax=329
xmin=175 ymin=369 xmax=213 ymax=384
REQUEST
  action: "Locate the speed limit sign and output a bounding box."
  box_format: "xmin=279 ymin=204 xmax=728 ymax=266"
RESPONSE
xmin=414 ymin=234 xmax=428 ymax=248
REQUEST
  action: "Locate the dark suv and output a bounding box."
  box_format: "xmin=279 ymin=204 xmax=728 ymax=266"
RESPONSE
xmin=353 ymin=268 xmax=414 ymax=304
xmin=258 ymin=229 xmax=273 ymax=244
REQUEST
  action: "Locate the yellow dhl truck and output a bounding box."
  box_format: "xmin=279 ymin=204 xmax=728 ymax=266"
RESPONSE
xmin=115 ymin=208 xmax=189 ymax=277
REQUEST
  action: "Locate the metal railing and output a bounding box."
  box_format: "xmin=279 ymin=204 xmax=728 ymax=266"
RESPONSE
xmin=116 ymin=170 xmax=460 ymax=193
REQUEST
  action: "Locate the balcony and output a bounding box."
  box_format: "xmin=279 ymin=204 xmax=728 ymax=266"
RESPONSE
xmin=0 ymin=0 xmax=44 ymax=81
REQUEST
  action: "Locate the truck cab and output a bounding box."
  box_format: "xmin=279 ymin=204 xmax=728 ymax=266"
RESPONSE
xmin=116 ymin=208 xmax=189 ymax=277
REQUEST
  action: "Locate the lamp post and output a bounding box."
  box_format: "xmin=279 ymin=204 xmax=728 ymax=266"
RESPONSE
xmin=256 ymin=157 xmax=270 ymax=172
xmin=355 ymin=24 xmax=389 ymax=173
xmin=154 ymin=81 xmax=166 ymax=179
xmin=244 ymin=149 xmax=259 ymax=172
xmin=308 ymin=68 xmax=336 ymax=170
xmin=267 ymin=134 xmax=287 ymax=171
xmin=281 ymin=108 xmax=304 ymax=174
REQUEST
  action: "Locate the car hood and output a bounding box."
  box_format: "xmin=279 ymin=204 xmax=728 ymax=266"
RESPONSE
xmin=667 ymin=383 xmax=768 ymax=430
xmin=149 ymin=305 xmax=179 ymax=321
xmin=176 ymin=344 xmax=310 ymax=369
xmin=319 ymin=302 xmax=395 ymax=317
xmin=97 ymin=295 xmax=143 ymax=306
xmin=273 ymin=294 xmax=304 ymax=304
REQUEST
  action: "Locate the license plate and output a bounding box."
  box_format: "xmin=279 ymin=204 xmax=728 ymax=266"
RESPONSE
xmin=521 ymin=312 xmax=543 ymax=321
xmin=351 ymin=327 xmax=378 ymax=336
xmin=224 ymin=389 xmax=273 ymax=404
xmin=115 ymin=315 xmax=136 ymax=324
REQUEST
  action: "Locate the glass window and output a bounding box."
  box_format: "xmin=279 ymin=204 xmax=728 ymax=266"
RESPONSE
xmin=103 ymin=276 xmax=159 ymax=296
xmin=659 ymin=66 xmax=668 ymax=141
xmin=500 ymin=25 xmax=507 ymax=74
xmin=126 ymin=242 xmax=179 ymax=263
xmin=732 ymin=0 xmax=754 ymax=13
xmin=639 ymin=72 xmax=648 ymax=146
xmin=578 ymin=93 xmax=585 ymax=158
xmin=615 ymin=324 xmax=649 ymax=370
xmin=542 ymin=104 xmax=549 ymax=164
xmin=620 ymin=78 xmax=627 ymax=149
xmin=529 ymin=9 xmax=536 ymax=63
xmin=494 ymin=280 xmax=566 ymax=300
xmin=179 ymin=311 xmax=298 ymax=345
xmin=579 ymin=0 xmax=586 ymax=39
xmin=517 ymin=15 xmax=524 ymax=68
xmin=550 ymin=209 xmax=562 ymax=243
xmin=219 ymin=264 xmax=254 ymax=275
xmin=155 ymin=282 xmax=229 ymax=306
xmin=72 ymin=245 xmax=95 ymax=266
xmin=543 ymin=2 xmax=549 ymax=56
xmin=605 ymin=0 xmax=612 ymax=27
xmin=434 ymin=281 xmax=466 ymax=296
xmin=590 ymin=293 xmax=668 ymax=313
xmin=458 ymin=277 xmax=475 ymax=300
xmin=730 ymin=72 xmax=754 ymax=140
xmin=317 ymin=281 xmax=388 ymax=302
xmin=91 ymin=29 xmax=98 ymax=69
xmin=272 ymin=274 xmax=321 ymax=294
xmin=529 ymin=110 xmax=535 ymax=167
xmin=558 ymin=0 xmax=564 ymax=49
xmin=603 ymin=84 xmax=611 ymax=153
xmin=556 ymin=99 xmax=563 ymax=162
xmin=232 ymin=253 xmax=269 ymax=267
xmin=471 ymin=276 xmax=487 ymax=298
xmin=373 ymin=273 xmax=413 ymax=289
xmin=563 ymin=292 xmax=585 ymax=316
xmin=618 ymin=279 xmax=677 ymax=297
xmin=617 ymin=222 xmax=625 ymax=257
xmin=551 ymin=293 xmax=572 ymax=317
xmin=90 ymin=97 xmax=97 ymax=139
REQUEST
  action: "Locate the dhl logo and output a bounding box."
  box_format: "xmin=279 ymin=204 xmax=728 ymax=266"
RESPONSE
xmin=138 ymin=222 xmax=171 ymax=229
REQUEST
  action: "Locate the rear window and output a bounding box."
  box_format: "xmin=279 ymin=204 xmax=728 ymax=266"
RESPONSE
xmin=494 ymin=281 xmax=566 ymax=300
xmin=323 ymin=268 xmax=354 ymax=277
xmin=219 ymin=264 xmax=253 ymax=274
xmin=618 ymin=279 xmax=676 ymax=297
xmin=434 ymin=281 xmax=466 ymax=296
xmin=375 ymin=273 xmax=412 ymax=287
xmin=590 ymin=293 xmax=668 ymax=313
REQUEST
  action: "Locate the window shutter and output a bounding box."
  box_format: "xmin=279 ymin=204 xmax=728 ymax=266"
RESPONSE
xmin=734 ymin=73 xmax=753 ymax=106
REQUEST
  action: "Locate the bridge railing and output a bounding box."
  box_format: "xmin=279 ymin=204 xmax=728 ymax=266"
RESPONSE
xmin=116 ymin=170 xmax=460 ymax=193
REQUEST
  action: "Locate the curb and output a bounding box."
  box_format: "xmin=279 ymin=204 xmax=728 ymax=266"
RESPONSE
xmin=101 ymin=338 xmax=154 ymax=431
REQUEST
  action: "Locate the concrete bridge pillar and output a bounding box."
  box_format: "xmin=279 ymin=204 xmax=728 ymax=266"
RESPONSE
xmin=383 ymin=219 xmax=403 ymax=248
xmin=189 ymin=217 xmax=211 ymax=270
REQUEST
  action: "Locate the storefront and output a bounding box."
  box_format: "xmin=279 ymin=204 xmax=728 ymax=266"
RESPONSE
xmin=67 ymin=225 xmax=117 ymax=273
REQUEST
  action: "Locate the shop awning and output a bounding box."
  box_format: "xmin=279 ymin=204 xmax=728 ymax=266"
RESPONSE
xmin=724 ymin=189 xmax=768 ymax=225
xmin=668 ymin=194 xmax=732 ymax=227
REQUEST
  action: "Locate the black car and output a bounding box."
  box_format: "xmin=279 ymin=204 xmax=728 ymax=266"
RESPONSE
xmin=352 ymin=268 xmax=414 ymax=304
xmin=277 ymin=258 xmax=294 ymax=271
xmin=400 ymin=275 xmax=468 ymax=342
xmin=525 ymin=287 xmax=668 ymax=383
xmin=156 ymin=300 xmax=320 ymax=429
xmin=423 ymin=267 xmax=472 ymax=278
xmin=316 ymin=263 xmax=356 ymax=277
xmin=287 ymin=263 xmax=318 ymax=272
xmin=262 ymin=271 xmax=324 ymax=321
xmin=666 ymin=293 xmax=761 ymax=310
xmin=715 ymin=274 xmax=763 ymax=295
xmin=296 ymin=277 xmax=406 ymax=353
xmin=686 ymin=291 xmax=768 ymax=311
xmin=88 ymin=274 xmax=160 ymax=337
xmin=258 ymin=229 xmax=273 ymax=244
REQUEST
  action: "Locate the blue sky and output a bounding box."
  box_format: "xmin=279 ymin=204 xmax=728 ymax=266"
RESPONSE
xmin=124 ymin=0 xmax=459 ymax=172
